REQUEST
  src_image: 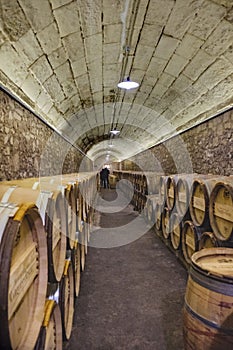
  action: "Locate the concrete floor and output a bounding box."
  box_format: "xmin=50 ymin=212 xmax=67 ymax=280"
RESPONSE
xmin=63 ymin=189 xmax=188 ymax=350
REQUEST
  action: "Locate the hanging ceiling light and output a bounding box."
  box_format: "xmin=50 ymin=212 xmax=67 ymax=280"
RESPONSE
xmin=110 ymin=127 xmax=120 ymax=135
xmin=117 ymin=76 xmax=139 ymax=90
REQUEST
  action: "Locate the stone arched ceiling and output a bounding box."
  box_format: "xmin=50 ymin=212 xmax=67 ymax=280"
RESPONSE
xmin=0 ymin=0 xmax=233 ymax=164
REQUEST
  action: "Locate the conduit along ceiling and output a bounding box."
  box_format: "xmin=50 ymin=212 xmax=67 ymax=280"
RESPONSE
xmin=0 ymin=0 xmax=233 ymax=166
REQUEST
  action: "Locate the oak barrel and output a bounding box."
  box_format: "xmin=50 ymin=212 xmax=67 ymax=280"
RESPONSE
xmin=45 ymin=191 xmax=67 ymax=283
xmin=165 ymin=175 xmax=178 ymax=211
xmin=34 ymin=300 xmax=62 ymax=350
xmin=176 ymin=176 xmax=193 ymax=220
xmin=145 ymin=195 xmax=158 ymax=224
xmin=209 ymin=181 xmax=233 ymax=242
xmin=170 ymin=212 xmax=183 ymax=250
xmin=198 ymin=231 xmax=219 ymax=250
xmin=71 ymin=241 xmax=81 ymax=297
xmin=182 ymin=221 xmax=204 ymax=265
xmin=59 ymin=259 xmax=75 ymax=340
xmin=147 ymin=196 xmax=154 ymax=224
xmin=154 ymin=202 xmax=163 ymax=231
xmin=0 ymin=203 xmax=48 ymax=350
xmin=161 ymin=207 xmax=171 ymax=240
xmin=144 ymin=172 xmax=161 ymax=195
xmin=189 ymin=177 xmax=227 ymax=228
xmin=158 ymin=176 xmax=166 ymax=207
xmin=183 ymin=248 xmax=233 ymax=350
xmin=64 ymin=183 xmax=77 ymax=250
xmin=0 ymin=185 xmax=67 ymax=283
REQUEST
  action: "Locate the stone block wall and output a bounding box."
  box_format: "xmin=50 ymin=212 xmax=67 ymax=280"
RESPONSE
xmin=0 ymin=89 xmax=91 ymax=181
xmin=122 ymin=109 xmax=233 ymax=176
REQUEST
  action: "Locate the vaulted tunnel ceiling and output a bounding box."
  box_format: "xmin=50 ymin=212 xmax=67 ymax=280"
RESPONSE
xmin=0 ymin=0 xmax=233 ymax=165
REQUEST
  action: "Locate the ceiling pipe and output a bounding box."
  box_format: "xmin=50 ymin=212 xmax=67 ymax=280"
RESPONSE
xmin=110 ymin=0 xmax=141 ymax=134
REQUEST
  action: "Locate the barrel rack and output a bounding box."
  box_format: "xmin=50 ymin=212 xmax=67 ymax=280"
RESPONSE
xmin=0 ymin=172 xmax=98 ymax=350
xmin=113 ymin=170 xmax=233 ymax=271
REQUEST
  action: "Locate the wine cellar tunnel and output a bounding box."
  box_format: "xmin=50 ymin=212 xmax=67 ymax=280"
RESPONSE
xmin=0 ymin=1 xmax=233 ymax=349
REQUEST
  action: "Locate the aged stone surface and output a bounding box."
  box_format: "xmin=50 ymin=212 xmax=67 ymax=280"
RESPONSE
xmin=0 ymin=90 xmax=89 ymax=181
xmin=123 ymin=109 xmax=233 ymax=176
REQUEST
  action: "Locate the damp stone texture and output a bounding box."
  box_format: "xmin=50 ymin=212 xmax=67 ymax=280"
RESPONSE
xmin=0 ymin=90 xmax=88 ymax=181
xmin=123 ymin=110 xmax=233 ymax=176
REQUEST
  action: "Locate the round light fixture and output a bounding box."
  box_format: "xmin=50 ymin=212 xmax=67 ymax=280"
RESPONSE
xmin=117 ymin=77 xmax=139 ymax=90
xmin=110 ymin=127 xmax=120 ymax=135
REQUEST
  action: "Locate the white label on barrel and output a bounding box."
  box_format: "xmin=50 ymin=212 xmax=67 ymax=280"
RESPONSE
xmin=8 ymin=243 xmax=38 ymax=319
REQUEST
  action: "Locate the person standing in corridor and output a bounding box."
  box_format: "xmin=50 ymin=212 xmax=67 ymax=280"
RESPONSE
xmin=100 ymin=167 xmax=110 ymax=188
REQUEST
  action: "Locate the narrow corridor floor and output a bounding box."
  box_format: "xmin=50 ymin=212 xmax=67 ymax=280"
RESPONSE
xmin=63 ymin=189 xmax=188 ymax=350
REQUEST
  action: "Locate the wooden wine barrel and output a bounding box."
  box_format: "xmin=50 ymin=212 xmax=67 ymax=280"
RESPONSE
xmin=2 ymin=176 xmax=78 ymax=244
xmin=82 ymin=223 xmax=88 ymax=261
xmin=87 ymin=205 xmax=94 ymax=242
xmin=76 ymin=189 xmax=86 ymax=272
xmin=198 ymin=231 xmax=219 ymax=250
xmin=183 ymin=248 xmax=233 ymax=350
xmin=154 ymin=202 xmax=163 ymax=231
xmin=145 ymin=195 xmax=158 ymax=224
xmin=59 ymin=259 xmax=75 ymax=341
xmin=209 ymin=180 xmax=233 ymax=242
xmin=161 ymin=207 xmax=171 ymax=240
xmin=146 ymin=197 xmax=153 ymax=223
xmin=71 ymin=241 xmax=81 ymax=297
xmin=140 ymin=174 xmax=147 ymax=195
xmin=158 ymin=176 xmax=166 ymax=207
xmin=46 ymin=177 xmax=77 ymax=251
xmin=0 ymin=185 xmax=67 ymax=283
xmin=175 ymin=176 xmax=193 ymax=220
xmin=109 ymin=174 xmax=117 ymax=189
xmin=134 ymin=173 xmax=141 ymax=192
xmin=137 ymin=193 xmax=146 ymax=213
xmin=34 ymin=300 xmax=62 ymax=350
xmin=76 ymin=183 xmax=83 ymax=233
xmin=144 ymin=172 xmax=161 ymax=195
xmin=64 ymin=183 xmax=77 ymax=250
xmin=45 ymin=191 xmax=67 ymax=283
xmin=189 ymin=177 xmax=227 ymax=228
xmin=134 ymin=191 xmax=140 ymax=210
xmin=1 ymin=177 xmax=40 ymax=189
xmin=170 ymin=212 xmax=183 ymax=250
xmin=165 ymin=175 xmax=178 ymax=211
xmin=0 ymin=184 xmax=52 ymax=224
xmin=189 ymin=178 xmax=211 ymax=228
xmin=182 ymin=220 xmax=204 ymax=265
xmin=0 ymin=203 xmax=48 ymax=350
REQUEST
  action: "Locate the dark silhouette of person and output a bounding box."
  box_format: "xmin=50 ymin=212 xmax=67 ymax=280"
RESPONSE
xmin=100 ymin=167 xmax=110 ymax=188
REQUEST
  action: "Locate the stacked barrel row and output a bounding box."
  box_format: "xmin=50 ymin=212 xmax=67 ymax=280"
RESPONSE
xmin=113 ymin=170 xmax=233 ymax=268
xmin=0 ymin=172 xmax=98 ymax=350
xmin=114 ymin=171 xmax=161 ymax=212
